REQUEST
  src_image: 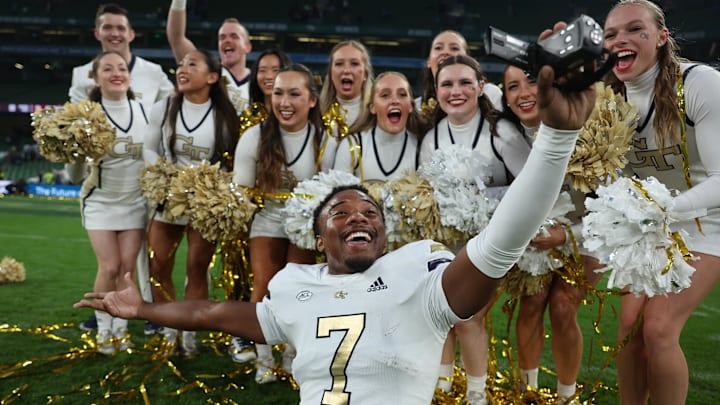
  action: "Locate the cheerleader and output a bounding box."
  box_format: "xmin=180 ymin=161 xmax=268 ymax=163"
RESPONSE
xmin=67 ymin=51 xmax=150 ymax=355
xmin=144 ymin=49 xmax=239 ymax=356
xmin=603 ymin=1 xmax=720 ymax=403
xmin=319 ymin=40 xmax=375 ymax=133
xmin=334 ymin=71 xmax=426 ymax=181
xmin=232 ymin=64 xmax=334 ymax=383
xmin=502 ymin=65 xmax=603 ymax=404
xmin=419 ymin=55 xmax=531 ymax=404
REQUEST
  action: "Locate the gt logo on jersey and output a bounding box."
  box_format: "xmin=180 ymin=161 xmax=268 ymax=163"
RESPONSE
xmin=630 ymin=138 xmax=681 ymax=171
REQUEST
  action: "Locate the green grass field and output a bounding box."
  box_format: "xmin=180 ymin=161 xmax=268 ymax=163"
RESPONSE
xmin=1 ymin=195 xmax=718 ymax=404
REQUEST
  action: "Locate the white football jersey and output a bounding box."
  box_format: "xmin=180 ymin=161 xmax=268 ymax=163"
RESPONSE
xmin=257 ymin=240 xmax=461 ymax=404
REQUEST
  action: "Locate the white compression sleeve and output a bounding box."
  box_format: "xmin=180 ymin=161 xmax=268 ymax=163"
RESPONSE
xmin=170 ymin=0 xmax=187 ymax=10
xmin=466 ymin=123 xmax=580 ymax=278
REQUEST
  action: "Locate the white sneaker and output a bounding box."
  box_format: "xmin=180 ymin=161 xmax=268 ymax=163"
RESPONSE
xmin=159 ymin=329 xmax=178 ymax=357
xmin=96 ymin=329 xmax=116 ymax=355
xmin=254 ymin=364 xmax=277 ymax=384
xmin=181 ymin=331 xmax=198 ymax=356
xmin=464 ymin=390 xmax=488 ymax=405
xmin=228 ymin=336 xmax=257 ymax=363
xmin=113 ymin=328 xmax=134 ymax=352
xmin=282 ymin=345 xmax=296 ymax=374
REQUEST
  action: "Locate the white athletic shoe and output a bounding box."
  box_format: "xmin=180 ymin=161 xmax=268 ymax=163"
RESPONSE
xmin=181 ymin=331 xmax=198 ymax=357
xmin=113 ymin=328 xmax=133 ymax=352
xmin=464 ymin=390 xmax=488 ymax=405
xmin=228 ymin=336 xmax=257 ymax=363
xmin=254 ymin=355 xmax=277 ymax=384
xmin=282 ymin=345 xmax=296 ymax=374
xmin=96 ymin=329 xmax=116 ymax=355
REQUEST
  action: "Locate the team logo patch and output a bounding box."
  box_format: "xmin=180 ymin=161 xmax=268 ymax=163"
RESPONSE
xmin=296 ymin=290 xmax=313 ymax=301
xmin=367 ymin=276 xmax=388 ymax=292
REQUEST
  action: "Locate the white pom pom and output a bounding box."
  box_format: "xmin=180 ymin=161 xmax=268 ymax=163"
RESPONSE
xmin=418 ymin=145 xmax=499 ymax=235
xmin=283 ymin=170 xmax=361 ymax=250
xmin=582 ymin=176 xmax=697 ymax=296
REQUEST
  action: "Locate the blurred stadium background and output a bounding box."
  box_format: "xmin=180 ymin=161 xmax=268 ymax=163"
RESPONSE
xmin=1 ymin=0 xmax=718 ymax=183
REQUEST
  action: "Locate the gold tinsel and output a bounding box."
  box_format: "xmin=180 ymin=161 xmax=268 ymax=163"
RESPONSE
xmin=420 ymin=97 xmax=438 ymax=120
xmin=166 ymin=162 xmax=257 ymax=241
xmin=501 ymin=266 xmax=554 ymax=298
xmin=322 ymin=101 xmax=349 ymax=140
xmin=0 ymin=256 xmax=26 ymax=284
xmin=567 ymin=82 xmax=638 ymax=193
xmin=140 ymin=158 xmax=179 ymax=213
xmin=385 ymin=171 xmax=464 ymax=245
xmin=30 ymin=100 xmax=116 ymax=163
xmin=238 ymin=102 xmax=269 ymax=136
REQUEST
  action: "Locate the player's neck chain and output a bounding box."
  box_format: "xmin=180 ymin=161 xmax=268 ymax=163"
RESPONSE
xmin=286 ymin=125 xmax=312 ymax=167
xmin=180 ymin=100 xmax=213 ymax=133
xmin=101 ymin=99 xmax=133 ymax=133
xmin=372 ymin=126 xmax=408 ymax=177
xmin=447 ymin=115 xmax=484 ymax=149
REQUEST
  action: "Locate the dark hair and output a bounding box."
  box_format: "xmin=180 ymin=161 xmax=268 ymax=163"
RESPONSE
xmin=95 ymin=3 xmax=131 ymax=29
xmin=312 ymin=184 xmax=377 ymax=236
xmin=88 ymin=51 xmax=135 ymax=102
xmin=249 ymin=48 xmax=292 ymax=105
xmin=257 ymin=63 xmax=324 ymax=192
xmin=166 ymin=49 xmax=239 ymax=170
xmin=434 ymin=55 xmax=501 ymax=135
xmin=499 ymin=64 xmax=528 ymax=134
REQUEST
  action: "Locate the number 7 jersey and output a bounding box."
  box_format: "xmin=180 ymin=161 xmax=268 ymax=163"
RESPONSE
xmin=256 ymin=240 xmax=461 ymax=404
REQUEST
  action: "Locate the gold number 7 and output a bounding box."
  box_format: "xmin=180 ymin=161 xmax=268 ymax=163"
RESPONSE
xmin=317 ymin=313 xmax=366 ymax=405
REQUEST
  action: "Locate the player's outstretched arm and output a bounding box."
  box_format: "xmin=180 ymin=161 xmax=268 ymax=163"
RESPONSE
xmin=442 ymin=22 xmax=596 ymax=319
xmin=74 ymin=273 xmax=266 ymax=342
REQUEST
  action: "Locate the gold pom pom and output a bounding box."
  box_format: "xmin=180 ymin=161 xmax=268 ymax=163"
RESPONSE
xmin=567 ymin=82 xmax=638 ymax=193
xmin=166 ymin=161 xmax=257 ymax=241
xmin=386 ymin=171 xmax=464 ymax=245
xmin=31 ymin=100 xmax=116 ymax=163
xmin=140 ymin=158 xmax=179 ymax=214
xmin=0 ymin=256 xmax=26 ymax=284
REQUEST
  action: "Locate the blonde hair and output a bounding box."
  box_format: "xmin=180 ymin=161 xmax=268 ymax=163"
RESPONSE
xmin=319 ymin=40 xmax=375 ymax=133
xmin=355 ymin=71 xmax=428 ymax=136
xmin=605 ymin=0 xmax=685 ymax=148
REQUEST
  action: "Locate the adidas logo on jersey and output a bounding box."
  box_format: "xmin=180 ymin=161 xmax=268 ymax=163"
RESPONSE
xmin=367 ymin=276 xmax=388 ymax=292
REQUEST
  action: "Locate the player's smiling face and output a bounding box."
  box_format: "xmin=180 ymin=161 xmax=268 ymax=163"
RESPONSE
xmin=316 ymin=189 xmax=386 ymax=275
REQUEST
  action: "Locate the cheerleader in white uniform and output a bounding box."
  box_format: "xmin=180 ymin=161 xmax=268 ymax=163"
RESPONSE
xmin=334 ymin=71 xmax=425 ymax=181
xmin=603 ymin=2 xmax=720 ymax=404
xmin=319 ymin=40 xmax=375 ymax=133
xmin=232 ymin=64 xmax=336 ymax=383
xmin=501 ymin=65 xmax=605 ymax=403
xmin=144 ymin=49 xmax=239 ymax=356
xmin=66 ymin=51 xmax=150 ymax=355
xmin=419 ymin=55 xmax=531 ymax=404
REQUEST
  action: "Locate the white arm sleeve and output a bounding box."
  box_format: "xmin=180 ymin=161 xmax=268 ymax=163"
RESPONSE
xmin=672 ymin=66 xmax=720 ymax=213
xmin=232 ymin=125 xmax=260 ymax=187
xmin=466 ymin=124 xmax=580 ymax=278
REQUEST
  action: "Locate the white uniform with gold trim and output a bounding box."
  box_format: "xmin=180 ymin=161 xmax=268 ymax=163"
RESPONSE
xmin=625 ymin=62 xmax=720 ymax=256
xmin=256 ymin=240 xmax=461 ymax=404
